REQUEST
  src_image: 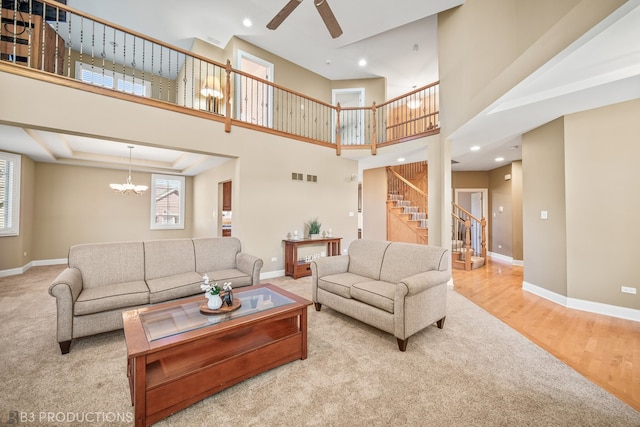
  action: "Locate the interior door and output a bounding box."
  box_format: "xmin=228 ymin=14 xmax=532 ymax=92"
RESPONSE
xmin=236 ymin=50 xmax=274 ymax=127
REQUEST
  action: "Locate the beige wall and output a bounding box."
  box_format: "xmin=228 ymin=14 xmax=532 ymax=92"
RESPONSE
xmin=437 ymin=0 xmax=624 ymax=138
xmin=362 ymin=167 xmax=387 ymax=241
xmin=31 ymin=163 xmax=194 ymax=260
xmin=522 ymin=117 xmax=568 ymax=297
xmin=511 ymin=161 xmax=523 ymax=261
xmin=451 ymin=165 xmax=523 ymax=259
xmin=489 ymin=164 xmax=513 ymax=257
xmin=564 ymin=99 xmax=640 ymax=309
xmin=0 ymin=69 xmax=358 ymax=275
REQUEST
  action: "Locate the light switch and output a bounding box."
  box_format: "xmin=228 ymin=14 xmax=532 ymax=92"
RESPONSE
xmin=541 ymin=210 xmax=548 ymax=220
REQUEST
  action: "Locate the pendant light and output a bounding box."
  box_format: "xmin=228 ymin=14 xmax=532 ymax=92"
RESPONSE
xmin=109 ymin=145 xmax=148 ymax=195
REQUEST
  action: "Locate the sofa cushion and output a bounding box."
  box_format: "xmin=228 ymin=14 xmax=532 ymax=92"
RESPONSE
xmin=350 ymin=280 xmax=396 ymax=313
xmin=69 ymin=241 xmax=145 ymax=289
xmin=317 ymin=272 xmax=370 ymax=298
xmin=206 ymin=269 xmax=252 ymax=288
xmin=380 ymin=242 xmax=447 ymax=284
xmin=74 ymin=280 xmax=149 ymax=315
xmin=193 ymin=237 xmax=241 ymax=273
xmin=144 ymin=239 xmax=196 ymax=281
xmin=347 ymin=240 xmax=390 ymax=280
xmin=146 ymin=272 xmax=203 ymax=303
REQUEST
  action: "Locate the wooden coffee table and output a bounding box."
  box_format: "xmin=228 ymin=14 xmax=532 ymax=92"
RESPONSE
xmin=122 ymin=283 xmax=312 ymax=427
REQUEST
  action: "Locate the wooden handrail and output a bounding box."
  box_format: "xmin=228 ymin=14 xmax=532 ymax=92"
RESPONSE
xmin=0 ymin=0 xmax=440 ymax=156
xmin=386 ymin=167 xmax=426 ymax=197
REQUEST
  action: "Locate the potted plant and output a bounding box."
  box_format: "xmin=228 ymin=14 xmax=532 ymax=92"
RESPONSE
xmin=307 ymin=218 xmax=321 ymax=239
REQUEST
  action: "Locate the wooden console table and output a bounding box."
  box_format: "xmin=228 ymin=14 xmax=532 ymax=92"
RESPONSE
xmin=283 ymin=237 xmax=342 ymax=279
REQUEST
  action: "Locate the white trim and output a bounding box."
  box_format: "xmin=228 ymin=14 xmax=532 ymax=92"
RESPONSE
xmin=0 ymin=258 xmax=66 ymax=278
xmin=0 ymin=152 xmax=21 ymax=236
xmin=487 ymin=252 xmax=523 ymax=266
xmin=523 ymin=281 xmax=640 ymax=322
xmin=150 ymin=174 xmax=186 ymax=230
xmin=236 ymin=50 xmax=274 ymax=128
xmin=260 ymin=270 xmax=286 ymax=280
xmin=488 ymin=251 xmax=512 ymax=263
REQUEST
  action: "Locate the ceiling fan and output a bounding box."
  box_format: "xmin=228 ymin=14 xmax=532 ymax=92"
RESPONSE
xmin=266 ymin=0 xmax=343 ymax=39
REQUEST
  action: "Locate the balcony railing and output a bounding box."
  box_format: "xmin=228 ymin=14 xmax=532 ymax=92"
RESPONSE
xmin=0 ymin=0 xmax=439 ymax=153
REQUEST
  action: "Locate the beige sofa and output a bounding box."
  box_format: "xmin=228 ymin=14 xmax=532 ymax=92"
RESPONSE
xmin=48 ymin=237 xmax=263 ymax=354
xmin=311 ymin=239 xmax=450 ymax=351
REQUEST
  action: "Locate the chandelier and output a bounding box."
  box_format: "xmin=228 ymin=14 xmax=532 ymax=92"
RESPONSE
xmin=109 ymin=145 xmax=148 ymax=195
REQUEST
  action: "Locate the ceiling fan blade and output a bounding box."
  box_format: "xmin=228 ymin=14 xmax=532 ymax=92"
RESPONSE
xmin=266 ymin=0 xmax=303 ymax=30
xmin=314 ymin=0 xmax=343 ymax=38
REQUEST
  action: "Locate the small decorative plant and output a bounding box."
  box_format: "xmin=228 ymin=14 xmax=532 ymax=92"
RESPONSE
xmin=307 ymin=218 xmax=321 ymax=236
xmin=200 ymin=274 xmax=230 ymax=296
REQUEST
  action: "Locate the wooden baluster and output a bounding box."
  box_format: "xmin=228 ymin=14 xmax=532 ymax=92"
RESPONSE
xmin=335 ymin=102 xmax=341 ymax=156
xmin=225 ymin=59 xmax=232 ymax=133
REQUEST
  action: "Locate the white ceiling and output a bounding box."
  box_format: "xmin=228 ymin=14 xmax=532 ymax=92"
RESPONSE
xmin=1 ymin=0 xmax=639 ymax=174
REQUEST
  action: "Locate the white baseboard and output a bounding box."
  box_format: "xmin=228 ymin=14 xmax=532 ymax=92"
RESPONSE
xmin=260 ymin=269 xmax=285 ymax=280
xmin=488 ymin=252 xmax=524 ymax=267
xmin=0 ymin=258 xmax=67 ymax=278
xmin=523 ymin=281 xmax=640 ymax=322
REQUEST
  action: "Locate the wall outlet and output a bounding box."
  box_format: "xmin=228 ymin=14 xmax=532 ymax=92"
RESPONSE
xmin=271 ymin=257 xmax=277 ymax=262
xmin=621 ymin=286 xmax=637 ymax=295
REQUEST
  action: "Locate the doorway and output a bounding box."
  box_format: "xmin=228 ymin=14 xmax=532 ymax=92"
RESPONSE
xmin=236 ymin=50 xmax=274 ymax=127
xmin=454 ymin=188 xmax=489 ymax=249
xmin=332 ymin=88 xmax=365 ymax=145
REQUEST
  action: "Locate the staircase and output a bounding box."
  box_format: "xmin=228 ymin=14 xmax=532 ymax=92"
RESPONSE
xmin=386 ymin=163 xmax=428 ymax=244
xmin=451 ymin=202 xmax=487 ymax=270
xmin=386 ymin=194 xmax=428 ymax=244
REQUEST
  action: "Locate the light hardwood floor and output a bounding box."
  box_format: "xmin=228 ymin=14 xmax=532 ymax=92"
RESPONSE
xmin=452 ymin=258 xmax=640 ymax=412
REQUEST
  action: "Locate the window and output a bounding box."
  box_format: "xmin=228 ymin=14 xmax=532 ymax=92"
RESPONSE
xmin=76 ymin=62 xmax=151 ymax=97
xmin=0 ymin=152 xmax=21 ymax=236
xmin=150 ymin=174 xmax=185 ymax=230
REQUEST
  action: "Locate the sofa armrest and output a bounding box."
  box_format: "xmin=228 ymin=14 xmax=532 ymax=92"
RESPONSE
xmin=398 ymin=270 xmax=451 ymax=296
xmin=311 ymin=255 xmax=350 ymax=279
xmin=236 ymin=252 xmax=264 ymax=285
xmin=48 ymin=267 xmax=83 ymax=301
xmin=48 ymin=267 xmax=83 ymax=345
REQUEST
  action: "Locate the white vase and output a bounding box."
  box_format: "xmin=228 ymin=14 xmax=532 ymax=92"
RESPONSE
xmin=206 ymin=294 xmax=223 ymax=310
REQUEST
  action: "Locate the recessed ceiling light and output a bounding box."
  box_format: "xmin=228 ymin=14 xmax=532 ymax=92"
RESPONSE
xmin=358 ymin=59 xmax=367 ymax=67
xmin=470 ymin=146 xmax=480 ymax=151
xmin=397 ymin=157 xmax=406 ymax=162
xmin=242 ymin=18 xmax=252 ymax=27
xmin=495 ymin=157 xmax=504 ymax=162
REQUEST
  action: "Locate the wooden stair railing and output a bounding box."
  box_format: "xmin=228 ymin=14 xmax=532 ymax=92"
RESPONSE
xmin=386 ymin=165 xmax=428 ymax=244
xmin=451 ymin=202 xmax=487 ymax=270
xmin=0 ymin=0 xmax=440 ymax=158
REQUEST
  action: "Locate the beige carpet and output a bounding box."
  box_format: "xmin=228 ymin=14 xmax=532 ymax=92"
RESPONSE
xmin=1 ymin=265 xmax=639 ymax=426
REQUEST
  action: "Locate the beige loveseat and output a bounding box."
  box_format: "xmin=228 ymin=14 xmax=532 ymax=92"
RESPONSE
xmin=311 ymin=239 xmax=450 ymax=351
xmin=48 ymin=237 xmax=263 ymax=354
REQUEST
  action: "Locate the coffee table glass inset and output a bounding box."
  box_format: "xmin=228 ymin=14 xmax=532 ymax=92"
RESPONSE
xmin=140 ymin=287 xmax=295 ymax=341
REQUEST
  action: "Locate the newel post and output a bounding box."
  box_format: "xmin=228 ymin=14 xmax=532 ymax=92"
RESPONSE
xmin=224 ymin=59 xmax=232 ymax=133
xmin=335 ymin=103 xmax=342 ymax=156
